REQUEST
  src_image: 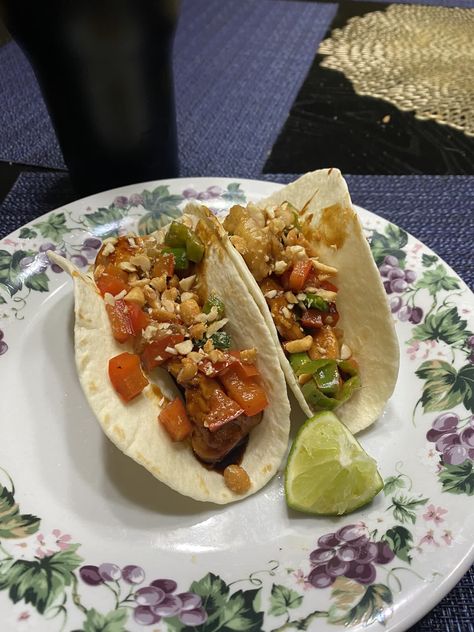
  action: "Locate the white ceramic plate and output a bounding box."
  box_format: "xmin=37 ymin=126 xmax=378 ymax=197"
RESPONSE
xmin=0 ymin=177 xmax=473 ymax=632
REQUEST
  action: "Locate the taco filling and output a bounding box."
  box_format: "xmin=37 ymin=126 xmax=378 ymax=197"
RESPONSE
xmin=223 ymin=201 xmax=360 ymax=412
xmin=94 ymin=220 xmax=269 ymax=494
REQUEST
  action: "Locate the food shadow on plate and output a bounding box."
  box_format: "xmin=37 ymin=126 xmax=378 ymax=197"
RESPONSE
xmin=101 ymin=433 xmax=226 ymax=518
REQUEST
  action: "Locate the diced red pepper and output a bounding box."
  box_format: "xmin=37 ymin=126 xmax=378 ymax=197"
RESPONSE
xmin=159 ymin=397 xmax=192 ymax=441
xmin=127 ymin=302 xmax=151 ymax=334
xmin=304 ymin=268 xmax=320 ymax=290
xmin=206 ymin=389 xmax=244 ymax=432
xmin=152 ymin=252 xmax=175 ymax=278
xmin=300 ymin=309 xmax=324 ymax=330
xmin=96 ymin=264 xmax=129 ymax=297
xmin=198 ymin=353 xmax=238 ymax=378
xmin=289 ymin=259 xmax=313 ymax=293
xmin=228 ymin=351 xmax=260 ymax=378
xmin=320 ymin=280 xmax=338 ymax=293
xmin=219 ymin=367 xmax=268 ymax=417
xmin=141 ymin=333 xmax=185 ymax=371
xmin=109 ymin=352 xmax=148 ymax=402
xmin=106 ymin=299 xmax=134 ymax=343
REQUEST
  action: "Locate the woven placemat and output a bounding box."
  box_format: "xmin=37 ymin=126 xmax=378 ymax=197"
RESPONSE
xmin=0 ymin=0 xmax=337 ymax=175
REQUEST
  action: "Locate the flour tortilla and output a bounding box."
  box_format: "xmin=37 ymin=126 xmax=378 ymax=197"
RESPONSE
xmin=49 ymin=212 xmax=291 ymax=504
xmin=193 ymin=169 xmax=399 ymax=434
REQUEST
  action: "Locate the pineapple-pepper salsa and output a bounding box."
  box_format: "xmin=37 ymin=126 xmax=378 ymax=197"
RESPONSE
xmin=94 ymin=219 xmax=269 ymax=494
xmin=223 ymin=201 xmax=360 ymax=410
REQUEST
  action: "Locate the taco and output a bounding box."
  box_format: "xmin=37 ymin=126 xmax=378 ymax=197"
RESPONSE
xmin=49 ymin=209 xmax=290 ymax=504
xmin=204 ymin=169 xmax=399 ymax=434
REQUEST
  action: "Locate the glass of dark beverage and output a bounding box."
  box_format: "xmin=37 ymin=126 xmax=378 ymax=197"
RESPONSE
xmin=2 ymin=0 xmax=180 ymax=196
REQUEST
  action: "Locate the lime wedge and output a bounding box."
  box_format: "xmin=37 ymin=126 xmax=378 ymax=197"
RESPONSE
xmin=285 ymin=411 xmax=383 ymax=515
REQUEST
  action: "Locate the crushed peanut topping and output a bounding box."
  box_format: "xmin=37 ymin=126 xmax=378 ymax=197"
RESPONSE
xmin=175 ymin=340 xmax=194 ymax=355
xmin=274 ymin=260 xmax=287 ymax=275
xmin=102 ymin=242 xmax=115 ymax=257
xmin=130 ymin=254 xmax=151 ymax=273
xmin=206 ymin=318 xmax=229 ymax=337
xmin=179 ymin=275 xmax=196 ymax=292
xmin=118 ymin=261 xmax=137 ymax=273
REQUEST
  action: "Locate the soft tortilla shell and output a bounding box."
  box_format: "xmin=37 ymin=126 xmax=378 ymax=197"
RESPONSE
xmin=198 ymin=169 xmax=399 ymax=433
xmin=49 ymin=227 xmax=290 ymax=504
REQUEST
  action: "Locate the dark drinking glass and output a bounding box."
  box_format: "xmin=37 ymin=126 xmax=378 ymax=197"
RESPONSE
xmin=3 ymin=0 xmax=180 ymax=195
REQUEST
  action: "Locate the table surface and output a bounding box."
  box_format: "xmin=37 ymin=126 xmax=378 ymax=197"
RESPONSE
xmin=0 ymin=1 xmax=473 ymax=631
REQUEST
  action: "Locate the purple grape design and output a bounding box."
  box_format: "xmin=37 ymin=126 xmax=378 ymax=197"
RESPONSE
xmin=307 ymin=524 xmax=395 ymax=589
xmin=427 ymin=413 xmax=474 ymax=465
xmin=78 ymin=563 xmax=208 ymax=626
xmin=378 ymin=255 xmax=423 ymax=324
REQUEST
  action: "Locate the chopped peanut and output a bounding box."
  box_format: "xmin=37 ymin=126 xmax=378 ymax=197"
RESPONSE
xmin=118 ymin=261 xmax=137 ymax=273
xmin=129 ymin=277 xmax=151 ymax=287
xmin=143 ymin=285 xmax=157 ymax=303
xmin=203 ymin=339 xmax=214 ymax=353
xmin=162 ymin=287 xmax=179 ymax=302
xmin=340 ymin=343 xmax=352 ymax=360
xmin=181 ymin=291 xmax=199 ymax=303
xmin=189 ymin=323 xmax=206 ymax=339
xmin=101 ymin=242 xmax=115 ymax=257
xmin=150 ymin=274 xmax=167 ymax=293
xmin=283 ymin=335 xmax=313 ymax=354
xmin=240 ymin=348 xmax=257 ymax=363
xmin=162 ymin=298 xmax=175 ymax=313
xmin=206 ymin=318 xmax=228 ymax=337
xmin=224 ymin=465 xmax=251 ymax=494
xmin=124 ymin=286 xmax=146 ymax=306
xmin=180 ymin=299 xmax=201 ymax=325
xmin=274 ymin=260 xmax=287 ymax=275
xmin=187 ymin=351 xmax=203 ymax=363
xmin=177 ymin=358 xmax=198 ymax=384
xmin=175 ymin=340 xmax=194 ymax=355
xmin=169 ymin=275 xmax=180 ymax=288
xmin=130 ymin=253 xmax=151 ymax=273
xmin=179 ymin=275 xmax=196 ymax=292
xmin=208 ymin=349 xmax=226 ymax=363
xmin=150 ymin=308 xmax=180 ymax=323
xmin=284 ymin=291 xmax=298 ymax=304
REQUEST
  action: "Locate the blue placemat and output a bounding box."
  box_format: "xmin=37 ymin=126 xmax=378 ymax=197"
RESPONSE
xmin=0 ymin=169 xmax=473 ymax=632
xmin=0 ymin=0 xmax=337 ymax=175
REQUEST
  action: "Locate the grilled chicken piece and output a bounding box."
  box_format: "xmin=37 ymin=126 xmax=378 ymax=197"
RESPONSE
xmin=186 ymin=374 xmax=262 ymax=463
xmin=223 ymin=205 xmax=272 ymax=282
xmin=260 ymin=277 xmax=304 ymax=341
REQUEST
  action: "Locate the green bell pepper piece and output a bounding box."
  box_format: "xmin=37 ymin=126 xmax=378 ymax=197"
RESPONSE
xmin=305 ymin=293 xmax=329 ymax=311
xmin=164 ymin=221 xmax=188 ymax=247
xmin=294 ymin=358 xmax=333 ymax=377
xmin=313 ymin=360 xmax=340 ymax=396
xmin=301 ymin=379 xmax=339 ymax=411
xmin=337 ymin=359 xmax=359 ymax=377
xmin=289 ymin=352 xmax=310 ymax=374
xmin=164 ymin=221 xmax=205 ymax=263
xmin=161 ymin=246 xmax=189 ymax=270
xmin=185 ymin=231 xmax=205 ymax=263
xmin=203 ymin=295 xmax=225 ymax=319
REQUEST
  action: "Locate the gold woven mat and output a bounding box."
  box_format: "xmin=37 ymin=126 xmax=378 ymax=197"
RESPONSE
xmin=319 ymin=5 xmax=474 ymax=136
